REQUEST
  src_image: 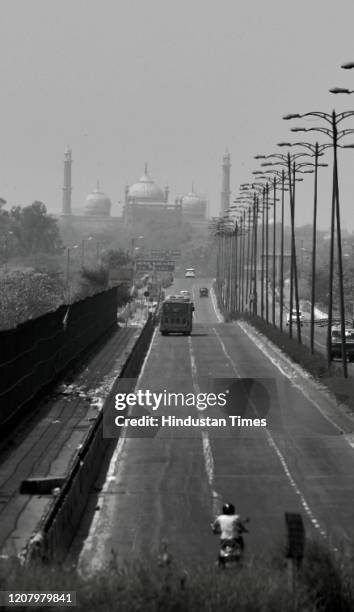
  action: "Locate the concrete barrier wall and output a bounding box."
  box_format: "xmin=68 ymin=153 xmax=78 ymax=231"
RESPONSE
xmin=24 ymin=315 xmax=156 ymax=564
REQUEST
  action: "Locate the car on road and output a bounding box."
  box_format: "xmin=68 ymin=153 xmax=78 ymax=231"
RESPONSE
xmin=148 ymin=301 xmax=158 ymax=314
xmin=286 ymin=309 xmax=304 ymax=327
xmin=199 ymin=287 xmax=209 ymax=297
xmin=180 ymin=290 xmax=191 ymax=298
xmin=185 ymin=268 xmax=195 ymax=278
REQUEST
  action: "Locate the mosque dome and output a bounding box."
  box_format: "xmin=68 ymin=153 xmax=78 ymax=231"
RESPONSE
xmin=84 ymin=184 xmax=112 ymax=216
xmin=128 ymin=166 xmax=166 ymax=203
xmin=181 ymin=187 xmax=205 ymax=209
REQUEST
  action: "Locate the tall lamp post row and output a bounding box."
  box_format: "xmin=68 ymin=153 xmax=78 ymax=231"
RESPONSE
xmin=212 ymin=61 xmax=354 ymax=377
xmin=283 ymin=109 xmax=354 ymax=377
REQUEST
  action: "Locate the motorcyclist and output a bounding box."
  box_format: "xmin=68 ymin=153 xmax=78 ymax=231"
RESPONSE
xmin=211 ymin=503 xmax=248 ymax=551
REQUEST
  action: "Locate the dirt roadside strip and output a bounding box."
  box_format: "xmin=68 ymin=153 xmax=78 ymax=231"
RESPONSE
xmin=237 ymin=320 xmax=354 ymax=441
xmin=0 ymin=315 xmax=156 ymax=564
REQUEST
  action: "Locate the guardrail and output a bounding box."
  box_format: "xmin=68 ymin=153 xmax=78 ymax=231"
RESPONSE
xmin=22 ymin=313 xmax=156 ymax=564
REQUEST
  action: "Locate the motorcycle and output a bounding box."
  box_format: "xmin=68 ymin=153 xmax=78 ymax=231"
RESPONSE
xmin=212 ymin=518 xmax=249 ymax=568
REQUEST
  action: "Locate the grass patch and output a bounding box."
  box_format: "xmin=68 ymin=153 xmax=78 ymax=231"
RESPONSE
xmin=239 ymin=313 xmax=330 ymax=378
xmin=1 ymin=541 xmax=354 ymax=611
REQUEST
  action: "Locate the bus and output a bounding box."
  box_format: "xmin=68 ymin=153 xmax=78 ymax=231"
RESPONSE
xmin=160 ymin=295 xmax=194 ymax=336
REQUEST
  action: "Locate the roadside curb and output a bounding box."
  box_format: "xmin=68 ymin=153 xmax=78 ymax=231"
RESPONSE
xmin=237 ymin=319 xmax=354 ymax=436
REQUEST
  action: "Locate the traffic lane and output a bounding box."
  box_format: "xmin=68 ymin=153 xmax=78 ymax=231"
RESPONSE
xmin=90 ymin=330 xmax=216 ymax=566
xmin=179 ymin=288 xmax=354 ymax=546
xmin=209 ymin=322 xmax=354 ymax=547
xmin=99 ymin=324 xmax=309 ymax=564
xmin=188 ymin=325 xmax=311 ymax=554
xmin=99 ymin=436 xmax=213 ymax=564
xmin=169 ymin=278 xmax=218 ymax=325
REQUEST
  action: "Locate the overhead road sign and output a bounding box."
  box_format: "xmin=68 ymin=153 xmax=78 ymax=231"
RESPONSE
xmin=135 ymin=259 xmax=175 ymax=272
xmin=150 ymin=249 xmax=181 ymax=259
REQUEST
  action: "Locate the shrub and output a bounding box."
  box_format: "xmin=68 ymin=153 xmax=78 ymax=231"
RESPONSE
xmin=0 ymin=271 xmax=64 ymax=329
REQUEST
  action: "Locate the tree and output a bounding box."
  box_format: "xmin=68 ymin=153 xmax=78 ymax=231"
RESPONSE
xmin=10 ymin=201 xmax=63 ymax=256
xmin=102 ymin=248 xmax=131 ymax=267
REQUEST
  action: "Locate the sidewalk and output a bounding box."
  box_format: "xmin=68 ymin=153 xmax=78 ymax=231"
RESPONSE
xmin=0 ymin=324 xmax=141 ymax=559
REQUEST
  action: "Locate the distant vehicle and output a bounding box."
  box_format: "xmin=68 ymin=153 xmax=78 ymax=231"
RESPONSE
xmin=331 ymin=326 xmax=354 ymax=361
xmin=160 ymin=295 xmax=194 ymax=336
xmin=199 ymin=287 xmax=209 ymax=297
xmin=286 ymin=309 xmax=303 ymax=327
xmin=185 ymin=268 xmax=195 ymax=278
xmin=180 ymin=290 xmax=191 ymax=297
xmin=148 ymin=301 xmax=158 ymax=313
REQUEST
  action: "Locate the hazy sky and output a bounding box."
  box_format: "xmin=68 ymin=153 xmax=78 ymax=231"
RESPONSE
xmin=1 ymin=0 xmax=354 ymax=229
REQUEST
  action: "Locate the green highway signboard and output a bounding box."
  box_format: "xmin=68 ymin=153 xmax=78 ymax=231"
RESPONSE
xmin=135 ymin=259 xmax=175 ymax=272
xmin=154 ymin=262 xmax=175 ymax=271
xmin=150 ymin=249 xmax=181 ymax=258
xmin=135 ymin=261 xmax=153 ymax=271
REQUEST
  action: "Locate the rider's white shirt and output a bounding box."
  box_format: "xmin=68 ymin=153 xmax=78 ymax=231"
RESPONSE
xmin=214 ymin=514 xmax=240 ymax=539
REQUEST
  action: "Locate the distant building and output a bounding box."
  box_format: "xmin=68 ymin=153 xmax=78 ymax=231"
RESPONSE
xmin=62 ymin=146 xmax=72 ymax=215
xmin=84 ymin=183 xmax=112 ymax=217
xmin=220 ymin=150 xmax=231 ymax=216
xmin=175 ymin=184 xmax=208 ymax=227
xmin=58 ymin=150 xmax=209 ymax=235
xmin=123 ymin=164 xmax=182 ymax=226
xmin=58 ymin=148 xmax=121 ymax=236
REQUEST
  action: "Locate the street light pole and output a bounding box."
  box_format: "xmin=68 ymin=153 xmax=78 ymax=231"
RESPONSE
xmin=253 ymin=194 xmax=259 ymax=316
xmin=332 ymin=111 xmax=348 ymax=377
xmin=246 ymin=206 xmax=251 ymax=310
xmin=241 ymin=212 xmax=246 ymax=311
xmin=259 ymin=153 xmax=316 ymax=341
xmin=65 ymin=245 xmax=78 ymax=302
xmin=265 ymin=183 xmax=269 ymax=323
xmin=283 ymin=111 xmax=354 ymax=375
xmin=292 ymin=157 xmax=303 ymax=343
xmin=272 ymin=176 xmax=277 ymax=326
xmin=278 ymin=141 xmax=329 ymax=352
xmin=310 ymin=142 xmax=319 ymax=354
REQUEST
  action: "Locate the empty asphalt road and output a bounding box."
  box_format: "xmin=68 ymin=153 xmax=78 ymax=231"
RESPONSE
xmin=79 ymin=278 xmax=354 ymax=572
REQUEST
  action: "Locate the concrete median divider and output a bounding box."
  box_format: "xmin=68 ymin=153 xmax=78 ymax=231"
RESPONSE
xmin=22 ymin=314 xmax=156 ymax=564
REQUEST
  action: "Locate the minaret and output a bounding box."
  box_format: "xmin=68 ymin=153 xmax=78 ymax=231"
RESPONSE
xmin=62 ymin=146 xmax=72 ymax=215
xmin=220 ymin=150 xmax=231 ymax=215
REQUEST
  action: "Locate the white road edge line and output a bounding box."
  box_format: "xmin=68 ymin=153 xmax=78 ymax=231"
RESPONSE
xmin=212 ymin=326 xmax=330 ymax=543
xmin=210 ymin=284 xmax=223 ymax=323
xmin=237 ymin=321 xmax=350 ymax=440
xmin=78 ymin=327 xmax=159 ymax=576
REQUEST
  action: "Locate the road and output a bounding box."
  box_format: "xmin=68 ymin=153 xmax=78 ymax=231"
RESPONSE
xmin=263 ymin=288 xmax=354 ymax=372
xmin=79 ymin=278 xmax=354 ymax=571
